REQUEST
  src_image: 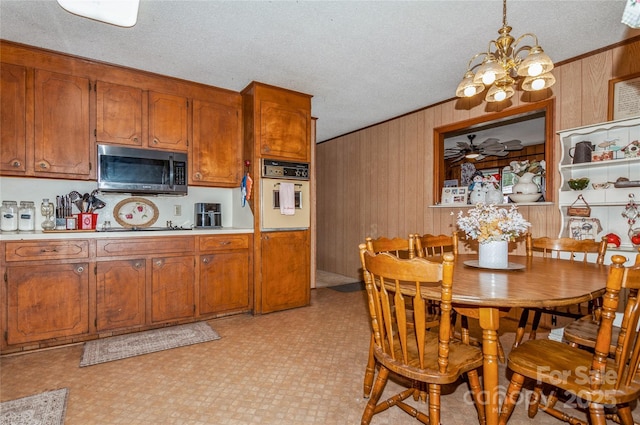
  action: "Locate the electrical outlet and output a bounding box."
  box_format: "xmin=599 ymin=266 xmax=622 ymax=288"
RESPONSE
xmin=173 ymin=205 xmax=182 ymax=216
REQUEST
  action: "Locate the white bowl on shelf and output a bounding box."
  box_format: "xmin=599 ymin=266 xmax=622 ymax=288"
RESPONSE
xmin=509 ymin=193 xmax=542 ymax=203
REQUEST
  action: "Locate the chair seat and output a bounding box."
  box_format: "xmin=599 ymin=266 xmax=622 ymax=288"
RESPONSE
xmin=508 ymin=339 xmax=640 ymax=405
xmin=375 ymin=332 xmax=484 ymax=384
xmin=563 ymin=315 xmax=619 ymax=354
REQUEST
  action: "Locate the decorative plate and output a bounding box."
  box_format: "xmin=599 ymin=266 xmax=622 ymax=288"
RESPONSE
xmin=463 ymin=260 xmax=525 ymax=271
xmin=113 ymin=197 xmax=159 ymax=228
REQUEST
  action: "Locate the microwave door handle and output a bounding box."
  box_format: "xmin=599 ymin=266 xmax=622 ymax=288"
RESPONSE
xmin=168 ymin=155 xmax=174 ymax=189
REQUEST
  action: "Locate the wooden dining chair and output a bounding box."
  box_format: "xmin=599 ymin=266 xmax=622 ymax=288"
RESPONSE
xmin=361 ymin=235 xmax=441 ymax=399
xmin=359 ymin=247 xmax=486 ymax=425
xmin=414 ymin=231 xmax=459 ymax=258
xmin=416 ymin=231 xmax=506 ymax=362
xmin=499 ymin=255 xmax=640 ymax=425
xmin=562 ymin=248 xmax=640 ymax=356
xmin=512 ymin=233 xmax=608 ymax=349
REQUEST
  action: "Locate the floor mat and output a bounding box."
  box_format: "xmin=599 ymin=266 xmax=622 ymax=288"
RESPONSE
xmin=328 ymin=282 xmax=365 ymax=292
xmin=0 ymin=388 xmax=68 ymax=425
xmin=80 ymin=322 xmax=221 ymax=367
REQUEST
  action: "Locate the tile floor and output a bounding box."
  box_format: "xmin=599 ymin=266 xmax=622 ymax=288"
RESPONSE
xmin=1 ymin=271 xmax=639 ymax=424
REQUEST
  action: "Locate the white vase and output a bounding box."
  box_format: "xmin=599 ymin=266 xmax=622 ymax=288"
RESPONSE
xmin=478 ymin=240 xmax=509 ymax=269
xmin=512 ymin=172 xmax=539 ymax=195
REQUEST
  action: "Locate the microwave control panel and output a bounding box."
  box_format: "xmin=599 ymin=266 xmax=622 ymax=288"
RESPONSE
xmin=262 ymin=159 xmax=310 ymax=180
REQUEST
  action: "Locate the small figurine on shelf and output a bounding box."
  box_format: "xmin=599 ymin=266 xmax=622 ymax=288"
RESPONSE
xmin=622 ymin=193 xmax=640 ymax=246
xmin=468 ymin=172 xmax=485 ymax=204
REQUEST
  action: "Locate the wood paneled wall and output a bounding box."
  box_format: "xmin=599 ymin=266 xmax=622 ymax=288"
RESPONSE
xmin=316 ymin=38 xmax=640 ymax=279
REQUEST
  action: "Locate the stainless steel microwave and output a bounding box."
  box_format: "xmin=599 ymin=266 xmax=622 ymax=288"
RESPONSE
xmin=97 ymin=144 xmax=188 ymax=195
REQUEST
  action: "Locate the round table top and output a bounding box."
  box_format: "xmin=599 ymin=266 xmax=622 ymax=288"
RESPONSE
xmin=418 ymin=254 xmax=610 ymax=309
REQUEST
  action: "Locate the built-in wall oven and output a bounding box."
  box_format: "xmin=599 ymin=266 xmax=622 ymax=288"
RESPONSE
xmin=260 ymin=159 xmax=310 ymax=230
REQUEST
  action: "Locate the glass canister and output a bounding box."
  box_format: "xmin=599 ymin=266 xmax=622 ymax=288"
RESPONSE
xmin=1 ymin=200 xmax=19 ymax=232
xmin=18 ymin=201 xmax=36 ymax=232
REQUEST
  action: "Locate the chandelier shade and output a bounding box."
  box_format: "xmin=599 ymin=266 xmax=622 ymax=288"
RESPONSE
xmin=455 ymin=0 xmax=555 ymax=103
xmin=456 ymin=71 xmax=485 ymax=98
xmin=522 ymin=72 xmax=556 ymax=91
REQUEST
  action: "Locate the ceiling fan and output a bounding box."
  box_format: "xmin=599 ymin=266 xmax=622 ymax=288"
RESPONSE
xmin=444 ymin=134 xmax=523 ymax=162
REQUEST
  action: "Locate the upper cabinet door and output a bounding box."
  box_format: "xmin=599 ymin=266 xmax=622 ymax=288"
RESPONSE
xmin=96 ymin=81 xmax=143 ymax=147
xmin=34 ymin=69 xmax=91 ymax=178
xmin=148 ymin=91 xmax=188 ymax=152
xmin=260 ymin=99 xmax=310 ymax=161
xmin=0 ymin=63 xmax=27 ymax=174
xmin=191 ymin=98 xmax=243 ymax=187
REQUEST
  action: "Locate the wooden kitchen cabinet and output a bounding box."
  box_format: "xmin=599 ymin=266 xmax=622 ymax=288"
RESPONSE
xmin=191 ymin=97 xmax=243 ymax=187
xmin=0 ymin=62 xmax=28 ymax=175
xmin=96 ymin=237 xmax=196 ymax=324
xmin=34 ymin=69 xmax=92 ymax=178
xmin=4 ymin=240 xmax=91 ymax=346
xmin=198 ymin=234 xmax=252 ymax=315
xmin=151 ymin=255 xmax=195 ymax=323
xmin=148 ymin=91 xmax=189 ymax=152
xmin=96 ymin=83 xmax=189 ymax=152
xmin=96 ymin=259 xmax=146 ymax=331
xmin=259 ymin=230 xmax=310 ymax=313
xmin=96 ymin=80 xmax=144 ymax=147
xmin=6 ymin=263 xmax=90 ymax=345
xmin=243 ymin=82 xmax=312 ymax=162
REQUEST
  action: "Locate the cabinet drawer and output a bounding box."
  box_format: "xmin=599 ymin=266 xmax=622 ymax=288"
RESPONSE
xmin=5 ymin=240 xmax=89 ymax=262
xmin=97 ymin=237 xmax=195 ymax=257
xmin=198 ymin=234 xmax=249 ymax=252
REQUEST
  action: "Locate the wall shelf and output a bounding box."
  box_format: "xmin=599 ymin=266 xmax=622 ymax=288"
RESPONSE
xmin=558 ymin=117 xmax=640 ymax=245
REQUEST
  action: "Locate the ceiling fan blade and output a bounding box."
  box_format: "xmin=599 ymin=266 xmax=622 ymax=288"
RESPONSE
xmin=502 ymin=140 xmax=523 ymax=150
xmin=491 ymin=151 xmax=510 ymax=157
xmin=478 ymin=138 xmax=500 ymax=148
xmin=474 ymin=154 xmax=487 ymax=161
xmin=456 ymin=141 xmax=471 ymax=149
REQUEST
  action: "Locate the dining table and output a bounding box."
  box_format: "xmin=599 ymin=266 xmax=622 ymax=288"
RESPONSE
xmin=418 ymin=253 xmax=612 ymax=425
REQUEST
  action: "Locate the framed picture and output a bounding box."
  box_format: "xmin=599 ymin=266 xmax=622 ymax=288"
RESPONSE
xmin=608 ymin=72 xmax=640 ymax=120
xmin=441 ymin=186 xmax=468 ymax=205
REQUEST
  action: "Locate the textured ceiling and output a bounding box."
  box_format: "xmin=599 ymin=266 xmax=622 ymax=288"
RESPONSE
xmin=1 ymin=0 xmax=639 ymax=142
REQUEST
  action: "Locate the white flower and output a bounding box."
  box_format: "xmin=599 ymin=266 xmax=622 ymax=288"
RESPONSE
xmin=457 ymin=204 xmax=531 ymax=244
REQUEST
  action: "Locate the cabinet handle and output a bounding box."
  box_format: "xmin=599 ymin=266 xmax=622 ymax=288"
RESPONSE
xmin=76 ymin=266 xmax=84 ymax=273
xmin=11 ymin=159 xmax=21 ymax=168
xmin=38 ymin=160 xmax=50 ymax=169
xmin=134 ymin=261 xmax=143 ymax=269
xmin=219 ymin=241 xmax=231 ymax=246
xmin=153 ymin=138 xmax=159 ymax=145
xmin=133 ymin=137 xmax=138 ymax=143
xmin=194 ymin=172 xmax=202 ymax=180
xmin=202 ymin=257 xmax=210 ymax=264
xmin=41 ymin=248 xmax=58 ymax=253
xmin=155 ymin=260 xmax=163 ymax=267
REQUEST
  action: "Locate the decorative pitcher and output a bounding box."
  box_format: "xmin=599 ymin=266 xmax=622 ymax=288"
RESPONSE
xmin=569 ymin=141 xmax=594 ymax=164
xmin=512 ymin=172 xmax=540 ymax=195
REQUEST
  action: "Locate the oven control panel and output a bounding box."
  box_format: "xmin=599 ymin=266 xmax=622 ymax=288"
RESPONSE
xmin=261 ymin=159 xmax=310 ymax=180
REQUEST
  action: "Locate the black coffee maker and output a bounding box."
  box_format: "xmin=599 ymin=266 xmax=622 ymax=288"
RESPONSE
xmin=194 ymin=203 xmax=222 ymax=228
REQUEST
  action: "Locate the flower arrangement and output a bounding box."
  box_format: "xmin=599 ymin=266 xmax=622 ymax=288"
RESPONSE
xmin=456 ymin=204 xmax=531 ymax=243
xmin=510 ymin=159 xmax=545 ymax=177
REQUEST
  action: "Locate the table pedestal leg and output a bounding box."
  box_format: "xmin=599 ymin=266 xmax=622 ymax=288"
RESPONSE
xmin=479 ymin=307 xmax=500 ymax=425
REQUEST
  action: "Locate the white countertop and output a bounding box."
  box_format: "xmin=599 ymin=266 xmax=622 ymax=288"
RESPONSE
xmin=0 ymin=227 xmax=254 ymax=241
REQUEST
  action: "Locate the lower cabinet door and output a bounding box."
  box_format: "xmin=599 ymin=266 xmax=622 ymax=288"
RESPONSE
xmin=96 ymin=259 xmax=146 ymax=331
xmin=199 ymin=252 xmax=250 ymax=315
xmin=260 ymin=230 xmax=310 ymax=313
xmin=151 ymin=256 xmax=195 ymax=323
xmin=6 ymin=263 xmax=89 ymax=344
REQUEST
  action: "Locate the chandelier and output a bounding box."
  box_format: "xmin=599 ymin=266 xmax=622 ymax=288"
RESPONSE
xmin=455 ymin=0 xmax=555 ymax=103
